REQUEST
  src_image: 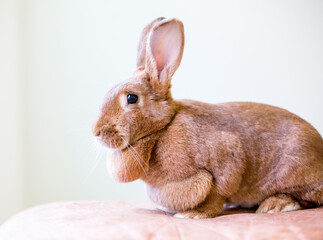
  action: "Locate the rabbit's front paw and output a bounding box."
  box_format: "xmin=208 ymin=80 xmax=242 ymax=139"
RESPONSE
xmin=174 ymin=210 xmax=218 ymax=219
xmin=256 ymin=193 xmax=302 ymax=214
xmin=157 ymin=206 xmax=176 ymax=214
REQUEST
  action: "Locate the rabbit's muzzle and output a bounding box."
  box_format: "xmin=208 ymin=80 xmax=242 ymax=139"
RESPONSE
xmin=93 ymin=123 xmax=125 ymax=149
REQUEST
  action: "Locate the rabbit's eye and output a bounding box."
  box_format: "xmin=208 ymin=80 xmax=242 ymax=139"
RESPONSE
xmin=127 ymin=94 xmax=138 ymax=104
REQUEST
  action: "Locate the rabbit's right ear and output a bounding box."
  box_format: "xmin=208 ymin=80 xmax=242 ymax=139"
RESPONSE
xmin=145 ymin=18 xmax=185 ymax=97
xmin=136 ymin=17 xmax=165 ymax=68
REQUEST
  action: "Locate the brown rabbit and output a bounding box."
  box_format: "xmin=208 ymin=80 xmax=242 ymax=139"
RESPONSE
xmin=93 ymin=17 xmax=323 ymax=218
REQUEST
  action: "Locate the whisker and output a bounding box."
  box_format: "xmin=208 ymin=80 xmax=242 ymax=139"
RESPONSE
xmin=83 ymin=141 xmax=105 ymax=183
xmin=125 ymin=142 xmax=148 ymax=177
xmin=113 ymin=142 xmax=127 ymax=182
xmin=119 ymin=136 xmax=150 ymax=168
xmin=119 ymin=136 xmax=149 ymax=176
xmin=119 ymin=144 xmax=133 ymax=181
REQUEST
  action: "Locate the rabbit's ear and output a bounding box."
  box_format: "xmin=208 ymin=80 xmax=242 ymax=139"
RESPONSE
xmin=146 ymin=18 xmax=184 ymax=96
xmin=137 ymin=17 xmax=165 ymax=68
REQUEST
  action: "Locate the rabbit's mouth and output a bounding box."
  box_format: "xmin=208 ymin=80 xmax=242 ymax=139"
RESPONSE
xmin=95 ymin=134 xmax=129 ymax=150
xmin=95 ymin=137 xmax=110 ymax=148
xmin=93 ymin=123 xmax=129 ymax=150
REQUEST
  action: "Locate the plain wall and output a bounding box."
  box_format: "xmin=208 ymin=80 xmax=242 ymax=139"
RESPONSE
xmin=1 ymin=0 xmax=323 ymax=223
xmin=0 ymin=0 xmax=24 ymax=223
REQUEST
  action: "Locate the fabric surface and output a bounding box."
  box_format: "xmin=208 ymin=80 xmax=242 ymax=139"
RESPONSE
xmin=0 ymin=201 xmax=323 ymax=240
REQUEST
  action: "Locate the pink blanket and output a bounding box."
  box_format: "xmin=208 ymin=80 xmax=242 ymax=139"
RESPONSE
xmin=1 ymin=201 xmax=323 ymax=240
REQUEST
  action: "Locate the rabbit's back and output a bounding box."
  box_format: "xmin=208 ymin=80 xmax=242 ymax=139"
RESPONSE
xmin=147 ymin=100 xmax=323 ymax=203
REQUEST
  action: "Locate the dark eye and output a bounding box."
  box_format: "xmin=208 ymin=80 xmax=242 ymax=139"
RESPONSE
xmin=127 ymin=94 xmax=138 ymax=104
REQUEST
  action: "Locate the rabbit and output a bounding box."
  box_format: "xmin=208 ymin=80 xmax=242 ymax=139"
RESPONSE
xmin=93 ymin=17 xmax=323 ymax=219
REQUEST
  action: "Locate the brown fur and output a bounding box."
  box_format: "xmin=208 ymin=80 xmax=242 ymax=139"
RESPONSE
xmin=93 ymin=18 xmax=323 ymax=218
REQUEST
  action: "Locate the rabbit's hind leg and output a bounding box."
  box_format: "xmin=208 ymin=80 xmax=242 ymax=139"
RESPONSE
xmin=256 ymin=193 xmax=302 ymax=214
xmin=297 ymin=183 xmax=323 ymax=206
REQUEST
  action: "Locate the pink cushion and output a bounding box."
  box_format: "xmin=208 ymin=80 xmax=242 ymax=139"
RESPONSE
xmin=1 ymin=201 xmax=323 ymax=240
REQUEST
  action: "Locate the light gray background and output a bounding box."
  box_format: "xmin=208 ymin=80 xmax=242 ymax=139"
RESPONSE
xmin=1 ymin=0 xmax=322 ymax=224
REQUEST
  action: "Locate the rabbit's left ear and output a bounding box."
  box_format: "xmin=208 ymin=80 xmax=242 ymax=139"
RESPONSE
xmin=145 ymin=18 xmax=184 ymax=96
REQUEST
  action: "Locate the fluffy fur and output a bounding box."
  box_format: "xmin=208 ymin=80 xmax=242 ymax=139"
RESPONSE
xmin=93 ymin=18 xmax=323 ymax=218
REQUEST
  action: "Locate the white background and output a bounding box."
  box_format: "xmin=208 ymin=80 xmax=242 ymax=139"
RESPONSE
xmin=1 ymin=0 xmax=322 ymax=224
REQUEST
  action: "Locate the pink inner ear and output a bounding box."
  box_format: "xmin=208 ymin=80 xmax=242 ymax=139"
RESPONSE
xmin=150 ymin=22 xmax=182 ymax=77
xmin=154 ymin=50 xmax=166 ymax=73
